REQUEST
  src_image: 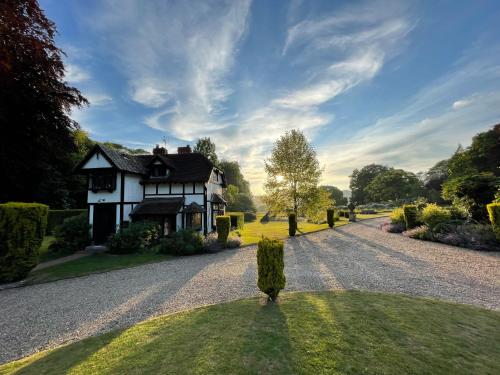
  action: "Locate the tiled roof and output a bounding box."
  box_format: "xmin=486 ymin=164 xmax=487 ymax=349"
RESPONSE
xmin=211 ymin=193 xmax=227 ymax=204
xmin=98 ymin=145 xmax=148 ymax=174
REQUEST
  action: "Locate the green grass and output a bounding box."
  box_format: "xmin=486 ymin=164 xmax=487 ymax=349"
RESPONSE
xmin=233 ymin=212 xmax=388 ymax=245
xmin=2 ymin=291 xmax=499 ymax=374
xmin=27 ymin=253 xmax=172 ymax=284
xmin=37 ymin=236 xmax=60 ymax=263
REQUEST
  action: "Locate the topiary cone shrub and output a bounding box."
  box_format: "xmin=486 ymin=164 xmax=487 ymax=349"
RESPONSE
xmin=257 ymin=237 xmax=286 ymax=302
xmin=288 ymin=213 xmax=296 ymax=237
xmin=216 ymin=215 xmax=231 ymax=247
xmin=403 ymin=205 xmax=418 ymax=229
xmin=486 ymin=202 xmax=500 ymax=241
xmin=0 ymin=202 xmax=48 ymax=282
xmin=327 ymin=208 xmax=335 ymax=228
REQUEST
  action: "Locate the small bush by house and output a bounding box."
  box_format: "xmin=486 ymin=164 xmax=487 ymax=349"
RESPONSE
xmin=50 ymin=214 xmax=91 ymax=254
xmin=156 ymin=229 xmax=204 ymax=256
xmin=257 ymin=237 xmax=286 ymax=301
xmin=216 ymin=215 xmax=230 ymax=247
xmin=47 ymin=209 xmax=87 ymax=234
xmin=227 ymin=212 xmax=244 ymax=229
xmin=420 ymin=204 xmax=451 ymax=230
xmin=327 ymin=208 xmax=335 ymax=228
xmin=403 ymin=225 xmax=433 ymax=241
xmin=487 ymin=202 xmax=500 ymax=241
xmin=108 ymin=221 xmax=160 ymax=254
xmin=403 ymin=205 xmax=418 ymax=229
xmin=0 ymin=202 xmax=48 ymax=282
xmin=288 ymin=213 xmax=296 ymax=236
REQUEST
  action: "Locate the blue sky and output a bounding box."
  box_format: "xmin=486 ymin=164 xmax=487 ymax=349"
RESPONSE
xmin=40 ymin=0 xmax=500 ymax=194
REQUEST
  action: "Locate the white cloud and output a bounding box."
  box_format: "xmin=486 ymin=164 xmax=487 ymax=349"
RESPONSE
xmin=65 ymin=63 xmax=90 ymax=83
xmin=86 ymin=93 xmax=113 ymax=106
xmin=452 ymin=99 xmax=472 ymax=110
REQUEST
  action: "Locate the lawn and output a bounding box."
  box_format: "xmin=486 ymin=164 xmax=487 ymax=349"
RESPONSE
xmin=2 ymin=290 xmax=499 ymax=374
xmin=27 ymin=253 xmax=172 ymax=284
xmin=233 ymin=212 xmax=389 ymax=245
xmin=37 ymin=236 xmax=59 ymax=263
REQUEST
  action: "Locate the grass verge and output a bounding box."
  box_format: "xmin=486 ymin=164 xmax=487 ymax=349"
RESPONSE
xmin=1 ymin=290 xmax=499 ymax=374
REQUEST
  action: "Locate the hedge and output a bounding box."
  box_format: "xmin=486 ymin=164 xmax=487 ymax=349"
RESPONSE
xmin=216 ymin=216 xmax=231 ymax=247
xmin=486 ymin=202 xmax=500 ymax=241
xmin=0 ymin=202 xmax=48 ymax=282
xmin=50 ymin=214 xmax=91 ymax=254
xmin=421 ymin=204 xmax=450 ymax=230
xmin=47 ymin=209 xmax=87 ymax=234
xmin=227 ymin=212 xmax=244 ymax=229
xmin=403 ymin=205 xmax=418 ymax=229
xmin=288 ymin=213 xmax=296 ymax=237
xmin=243 ymin=211 xmax=257 ymax=222
xmin=257 ymin=237 xmax=286 ymax=301
xmin=327 ymin=208 xmax=335 ymax=228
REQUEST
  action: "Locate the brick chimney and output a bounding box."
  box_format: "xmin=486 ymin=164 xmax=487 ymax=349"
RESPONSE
xmin=177 ymin=144 xmax=191 ymax=154
xmin=153 ymin=144 xmax=167 ymax=155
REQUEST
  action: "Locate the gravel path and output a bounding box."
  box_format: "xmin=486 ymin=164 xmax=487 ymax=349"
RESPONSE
xmin=1 ymin=217 xmax=499 ymax=364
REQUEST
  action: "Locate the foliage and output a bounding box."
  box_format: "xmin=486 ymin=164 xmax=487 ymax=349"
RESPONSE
xmin=219 ymin=160 xmax=251 ymax=195
xmin=0 ymin=202 xmax=48 ymax=282
xmin=264 ymin=129 xmax=322 ymax=216
xmin=226 ymin=236 xmax=242 ymax=249
xmin=288 ymin=213 xmax=296 ymax=236
xmin=193 ymin=137 xmax=218 ymax=166
xmin=365 ymin=169 xmax=423 ymax=202
xmin=349 ymin=164 xmax=389 ymax=204
xmin=380 ymin=221 xmax=405 ymax=233
xmin=304 ymin=187 xmax=333 ymax=222
xmin=327 ymin=209 xmax=335 ymax=228
xmin=216 ymin=216 xmax=231 ymax=247
xmin=420 ymin=204 xmax=451 ymax=230
xmin=403 ymin=225 xmax=433 ymax=241
xmin=433 ymin=224 xmax=498 ymax=251
xmin=244 ymin=211 xmax=257 ymax=222
xmin=390 ymin=207 xmax=405 ymax=224
xmin=257 ymin=237 xmax=286 ymax=301
xmin=403 ymin=205 xmax=418 ymax=229
xmin=0 ymin=1 xmax=87 ymax=208
xmin=227 ymin=212 xmax=244 ymax=229
xmin=156 ymin=229 xmax=204 ymax=256
xmin=47 ymin=209 xmax=87 ymax=234
xmin=424 ymin=160 xmax=449 ymax=203
xmin=321 ymin=185 xmax=347 ymax=205
xmin=486 ymin=202 xmax=500 ymax=241
xmin=50 ymin=214 xmax=91 ymax=254
xmin=260 ymin=212 xmax=270 ymax=223
xmin=108 ymin=222 xmax=160 ymax=254
xmin=442 ymin=173 xmax=500 ymax=221
xmin=230 ymin=192 xmax=256 ymax=213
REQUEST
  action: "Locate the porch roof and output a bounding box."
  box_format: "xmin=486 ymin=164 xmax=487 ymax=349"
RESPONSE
xmin=130 ymin=198 xmax=184 ymax=216
xmin=212 ymin=193 xmax=227 ymax=205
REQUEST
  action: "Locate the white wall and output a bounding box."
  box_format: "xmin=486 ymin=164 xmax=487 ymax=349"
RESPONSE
xmin=81 ymin=152 xmax=112 ymax=169
xmin=87 ymin=172 xmax=121 ymax=203
xmin=171 ymin=183 xmax=183 ymax=194
xmin=145 ymin=184 xmax=156 ymax=195
xmin=124 ymin=175 xmax=143 ymax=202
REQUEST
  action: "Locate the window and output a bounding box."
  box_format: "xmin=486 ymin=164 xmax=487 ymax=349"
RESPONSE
xmin=186 ymin=212 xmax=202 ymax=231
xmin=90 ymin=172 xmax=116 ymax=192
xmin=151 ymin=165 xmax=169 ymax=178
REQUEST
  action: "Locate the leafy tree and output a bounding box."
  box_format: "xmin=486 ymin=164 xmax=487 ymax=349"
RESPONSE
xmin=102 ymin=142 xmax=148 ymax=155
xmin=442 ymin=173 xmax=500 ymax=221
xmin=264 ymin=129 xmax=322 ymax=216
xmin=321 ymin=185 xmax=347 ymax=206
xmin=424 ymin=159 xmax=449 ymax=203
xmin=304 ymin=187 xmax=334 ymax=222
xmin=365 ymin=169 xmax=423 ymax=202
xmin=349 ymin=164 xmax=389 ymax=204
xmin=193 ymin=137 xmax=218 ymax=166
xmin=219 ymin=160 xmax=251 ymax=194
xmin=0 ymin=0 xmax=87 ymax=207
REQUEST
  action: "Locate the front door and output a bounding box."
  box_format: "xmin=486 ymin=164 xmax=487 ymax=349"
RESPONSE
xmin=163 ymin=215 xmax=176 ymax=236
xmin=93 ymin=204 xmax=116 ymax=244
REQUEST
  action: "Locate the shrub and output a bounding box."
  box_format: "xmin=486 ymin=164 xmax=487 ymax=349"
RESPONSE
xmin=380 ymin=221 xmax=405 ymax=233
xmin=50 ymin=214 xmax=91 ymax=254
xmin=244 ymin=211 xmax=257 ymax=222
xmin=202 ymin=232 xmax=220 ymax=253
xmin=403 ymin=225 xmax=433 ymax=241
xmin=47 ymin=209 xmax=87 ymax=234
xmin=420 ymin=204 xmax=451 ymax=230
xmin=0 ymin=202 xmax=48 ymax=282
xmin=260 ymin=212 xmax=270 ymax=223
xmin=108 ymin=221 xmax=160 ymax=254
xmin=487 ymin=202 xmax=500 ymax=241
xmin=227 ymin=212 xmax=244 ymax=229
xmin=257 ymin=237 xmax=286 ymax=301
xmin=156 ymin=229 xmax=204 ymax=255
xmin=403 ymin=205 xmax=417 ymax=229
xmin=326 ymin=208 xmax=335 ymax=228
xmin=216 ymin=216 xmax=230 ymax=247
xmin=433 ymin=224 xmax=498 ymax=251
xmin=227 ymin=236 xmax=242 ymax=249
xmin=288 ymin=213 xmax=296 ymax=237
xmin=390 ymin=207 xmax=405 ymax=225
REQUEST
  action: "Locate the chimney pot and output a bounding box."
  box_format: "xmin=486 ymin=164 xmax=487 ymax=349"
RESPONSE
xmin=153 ymin=145 xmax=167 ymax=155
xmin=177 ymin=145 xmax=192 ymax=154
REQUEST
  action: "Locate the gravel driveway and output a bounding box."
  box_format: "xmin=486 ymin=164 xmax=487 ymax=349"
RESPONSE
xmin=1 ymin=217 xmax=499 ymax=364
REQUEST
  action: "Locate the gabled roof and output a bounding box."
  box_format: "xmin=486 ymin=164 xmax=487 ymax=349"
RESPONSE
xmin=212 ymin=193 xmax=227 ymax=205
xmin=75 ymin=144 xmax=148 ymax=174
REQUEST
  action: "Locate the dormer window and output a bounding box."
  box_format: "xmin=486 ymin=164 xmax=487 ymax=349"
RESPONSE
xmin=151 ymin=164 xmax=169 ymax=178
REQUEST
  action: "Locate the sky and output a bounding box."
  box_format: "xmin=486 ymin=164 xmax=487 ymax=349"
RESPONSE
xmin=40 ymin=0 xmax=500 ymax=194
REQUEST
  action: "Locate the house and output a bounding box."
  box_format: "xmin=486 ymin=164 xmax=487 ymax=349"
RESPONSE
xmin=75 ymin=144 xmax=227 ymax=243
